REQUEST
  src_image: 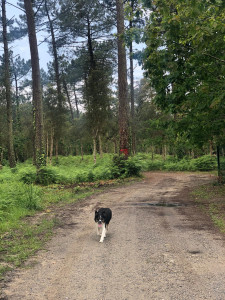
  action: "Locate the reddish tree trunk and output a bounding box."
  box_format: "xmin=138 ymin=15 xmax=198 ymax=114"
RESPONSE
xmin=116 ymin=0 xmax=129 ymax=158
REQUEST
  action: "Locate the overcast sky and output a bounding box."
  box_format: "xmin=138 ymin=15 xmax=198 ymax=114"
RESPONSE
xmin=7 ymin=1 xmax=51 ymax=70
xmin=6 ymin=1 xmax=144 ymax=82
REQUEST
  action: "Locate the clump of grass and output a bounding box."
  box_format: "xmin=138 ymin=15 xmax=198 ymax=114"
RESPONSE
xmin=192 ymin=184 xmax=225 ymax=233
xmin=0 ymin=218 xmax=56 ymax=278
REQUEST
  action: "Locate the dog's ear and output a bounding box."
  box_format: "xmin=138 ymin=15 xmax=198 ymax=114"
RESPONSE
xmin=95 ymin=210 xmax=98 ymax=214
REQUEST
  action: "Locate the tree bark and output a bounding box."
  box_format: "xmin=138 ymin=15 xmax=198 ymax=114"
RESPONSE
xmin=99 ymin=134 xmax=103 ymax=158
xmin=46 ymin=133 xmax=49 ymax=165
xmin=63 ymin=79 xmax=74 ymax=122
xmin=74 ymin=86 xmax=80 ymax=118
xmin=2 ymin=0 xmax=16 ymax=168
xmin=116 ymin=0 xmax=129 ymax=158
xmin=129 ymin=5 xmax=136 ymax=155
xmin=24 ymin=0 xmax=45 ymax=168
xmin=44 ymin=0 xmax=64 ymax=153
xmin=44 ymin=0 xmax=62 ymax=106
xmin=93 ymin=138 xmax=97 ymax=164
xmin=81 ymin=142 xmax=84 ymax=161
xmin=49 ymin=128 xmax=54 ymax=165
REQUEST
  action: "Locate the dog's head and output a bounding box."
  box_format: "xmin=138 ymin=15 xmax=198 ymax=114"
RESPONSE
xmin=95 ymin=209 xmax=106 ymax=226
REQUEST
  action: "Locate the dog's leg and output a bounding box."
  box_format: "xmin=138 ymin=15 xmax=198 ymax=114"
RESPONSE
xmin=97 ymin=224 xmax=101 ymax=236
xmin=97 ymin=224 xmax=99 ymax=236
xmin=105 ymin=224 xmax=108 ymax=237
xmin=99 ymin=224 xmax=106 ymax=243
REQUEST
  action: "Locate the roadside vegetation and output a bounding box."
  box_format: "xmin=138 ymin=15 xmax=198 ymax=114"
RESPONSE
xmin=192 ymin=184 xmax=225 ymax=234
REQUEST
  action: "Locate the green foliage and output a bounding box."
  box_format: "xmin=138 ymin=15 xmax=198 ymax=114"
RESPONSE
xmin=35 ymin=167 xmax=58 ymax=185
xmin=130 ymin=153 xmax=217 ymax=172
xmin=0 ymin=181 xmax=42 ymax=226
xmin=143 ymin=0 xmax=225 ymax=147
xmin=21 ymin=167 xmax=58 ymax=185
xmin=191 ymin=155 xmax=217 ymax=171
xmin=111 ymin=155 xmax=141 ymax=178
xmin=21 ymin=170 xmax=36 ymax=184
xmin=20 ymin=184 xmax=42 ymax=210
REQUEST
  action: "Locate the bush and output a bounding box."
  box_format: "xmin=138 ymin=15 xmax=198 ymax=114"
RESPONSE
xmin=110 ymin=155 xmax=126 ymax=178
xmin=20 ymin=167 xmax=58 ymax=185
xmin=192 ymin=155 xmax=217 ymax=171
xmin=110 ymin=155 xmax=141 ymax=179
xmin=35 ymin=168 xmax=58 ymax=185
xmin=21 ymin=171 xmax=36 ymax=184
xmin=147 ymin=160 xmax=164 ymax=171
xmin=87 ymin=171 xmax=95 ymax=182
xmin=19 ymin=184 xmax=42 ymax=210
xmin=124 ymin=159 xmax=141 ymax=177
xmin=75 ymin=172 xmax=87 ymax=183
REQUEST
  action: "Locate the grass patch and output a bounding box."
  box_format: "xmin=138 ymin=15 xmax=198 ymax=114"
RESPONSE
xmin=0 ymin=218 xmax=56 ymax=279
xmin=192 ymin=183 xmax=225 ymax=233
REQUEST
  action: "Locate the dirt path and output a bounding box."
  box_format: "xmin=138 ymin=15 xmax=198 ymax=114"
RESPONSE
xmin=2 ymin=172 xmax=225 ymax=300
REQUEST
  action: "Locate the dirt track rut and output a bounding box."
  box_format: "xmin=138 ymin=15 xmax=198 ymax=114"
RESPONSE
xmin=2 ymin=172 xmax=225 ymax=300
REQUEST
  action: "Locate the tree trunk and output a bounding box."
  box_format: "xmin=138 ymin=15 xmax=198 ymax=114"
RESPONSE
xmin=99 ymin=134 xmax=103 ymax=158
xmin=63 ymin=79 xmax=74 ymax=122
xmin=2 ymin=0 xmax=16 ymax=168
xmin=87 ymin=15 xmax=95 ymax=69
xmin=44 ymin=0 xmax=62 ymax=104
xmin=129 ymin=11 xmax=136 ymax=155
xmin=116 ymin=0 xmax=129 ymax=158
xmin=46 ymin=133 xmax=49 ymax=165
xmin=13 ymin=70 xmax=21 ymax=130
xmin=55 ymin=140 xmax=58 ymax=159
xmin=130 ymin=41 xmax=136 ymax=155
xmin=209 ymin=140 xmax=213 ymax=156
xmin=81 ymin=142 xmax=84 ymax=161
xmin=74 ymin=86 xmax=80 ymax=118
xmin=0 ymin=149 xmax=3 ymax=169
xmin=49 ymin=128 xmax=54 ymax=165
xmin=24 ymin=0 xmax=45 ymax=168
xmin=114 ymin=138 xmax=118 ymax=154
xmin=93 ymin=138 xmax=97 ymax=164
xmin=44 ymin=0 xmax=64 ymax=154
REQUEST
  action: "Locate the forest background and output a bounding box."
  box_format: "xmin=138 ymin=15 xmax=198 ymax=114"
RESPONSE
xmin=0 ymin=0 xmax=224 ymax=168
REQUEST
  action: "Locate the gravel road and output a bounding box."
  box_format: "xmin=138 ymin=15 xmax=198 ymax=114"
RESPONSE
xmin=2 ymin=172 xmax=225 ymax=300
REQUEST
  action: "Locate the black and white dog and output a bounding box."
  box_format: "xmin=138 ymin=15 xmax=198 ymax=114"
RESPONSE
xmin=94 ymin=208 xmax=112 ymax=243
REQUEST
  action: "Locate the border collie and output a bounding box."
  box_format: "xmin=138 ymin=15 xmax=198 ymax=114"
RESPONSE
xmin=94 ymin=208 xmax=112 ymax=243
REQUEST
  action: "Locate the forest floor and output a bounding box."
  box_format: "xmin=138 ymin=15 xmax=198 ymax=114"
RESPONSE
xmin=1 ymin=172 xmax=225 ymax=300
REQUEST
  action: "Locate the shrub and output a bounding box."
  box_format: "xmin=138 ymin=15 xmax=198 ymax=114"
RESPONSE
xmin=110 ymin=155 xmax=141 ymax=179
xmin=19 ymin=184 xmax=42 ymax=210
xmin=124 ymin=159 xmax=141 ymax=177
xmin=21 ymin=171 xmax=36 ymax=184
xmin=147 ymin=160 xmax=164 ymax=171
xmin=110 ymin=155 xmax=127 ymax=178
xmin=192 ymin=155 xmax=216 ymax=171
xmin=87 ymin=171 xmax=95 ymax=182
xmin=35 ymin=168 xmax=58 ymax=185
xmin=75 ymin=172 xmax=87 ymax=183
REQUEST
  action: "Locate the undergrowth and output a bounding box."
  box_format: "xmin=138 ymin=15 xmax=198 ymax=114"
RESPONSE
xmin=192 ymin=183 xmax=225 ymax=233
